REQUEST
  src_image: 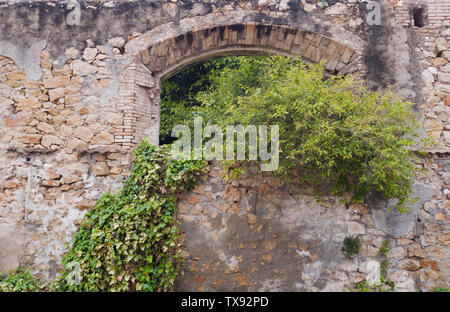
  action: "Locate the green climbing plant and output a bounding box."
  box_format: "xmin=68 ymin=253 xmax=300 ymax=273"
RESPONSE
xmin=50 ymin=139 xmax=208 ymax=291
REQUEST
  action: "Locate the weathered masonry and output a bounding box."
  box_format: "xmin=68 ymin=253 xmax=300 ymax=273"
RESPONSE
xmin=0 ymin=0 xmax=449 ymax=291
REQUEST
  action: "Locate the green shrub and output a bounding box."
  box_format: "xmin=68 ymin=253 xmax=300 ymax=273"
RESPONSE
xmin=0 ymin=268 xmax=42 ymax=292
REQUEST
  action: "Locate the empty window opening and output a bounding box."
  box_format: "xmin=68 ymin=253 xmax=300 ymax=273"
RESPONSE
xmin=413 ymin=8 xmax=425 ymax=27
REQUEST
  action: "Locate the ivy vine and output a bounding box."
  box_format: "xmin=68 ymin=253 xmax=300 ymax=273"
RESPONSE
xmin=0 ymin=268 xmax=43 ymax=292
xmin=50 ymin=139 xmax=208 ymax=291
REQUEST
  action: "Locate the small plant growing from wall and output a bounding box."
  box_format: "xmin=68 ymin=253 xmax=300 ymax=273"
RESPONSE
xmin=378 ymin=240 xmax=395 ymax=290
xmin=342 ymin=236 xmax=361 ymax=258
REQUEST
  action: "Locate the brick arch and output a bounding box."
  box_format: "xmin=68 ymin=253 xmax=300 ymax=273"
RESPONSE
xmin=142 ymin=24 xmax=361 ymax=80
xmin=118 ymin=23 xmax=363 ymax=148
xmin=139 ymin=23 xmax=361 ymax=79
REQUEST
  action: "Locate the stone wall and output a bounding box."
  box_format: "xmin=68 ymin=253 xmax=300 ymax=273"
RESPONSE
xmin=174 ymin=160 xmax=448 ymax=292
xmin=0 ymin=0 xmax=448 ymax=291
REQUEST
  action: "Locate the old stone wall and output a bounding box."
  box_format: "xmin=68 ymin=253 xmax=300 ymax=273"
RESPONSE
xmin=0 ymin=0 xmax=448 ymax=291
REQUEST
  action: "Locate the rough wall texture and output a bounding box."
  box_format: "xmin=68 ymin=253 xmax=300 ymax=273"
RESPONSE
xmin=0 ymin=0 xmax=448 ymax=291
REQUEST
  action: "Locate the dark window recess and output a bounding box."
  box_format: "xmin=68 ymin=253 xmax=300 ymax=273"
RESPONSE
xmin=413 ymin=8 xmax=425 ymax=27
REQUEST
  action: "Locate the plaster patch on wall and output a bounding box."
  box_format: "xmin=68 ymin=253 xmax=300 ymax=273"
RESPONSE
xmin=370 ymin=182 xmax=434 ymax=238
xmin=0 ymin=220 xmax=26 ymax=273
xmin=301 ymin=261 xmax=322 ymax=287
xmin=0 ymin=40 xmax=47 ymax=81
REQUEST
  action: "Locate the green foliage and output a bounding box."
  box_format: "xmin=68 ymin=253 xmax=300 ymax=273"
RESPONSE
xmin=160 ymin=57 xmax=241 ymax=144
xmin=163 ymin=55 xmax=421 ymax=212
xmin=373 ymin=241 xmax=395 ymax=291
xmin=342 ymin=236 xmax=360 ymax=258
xmin=354 ymin=280 xmax=374 ymax=292
xmin=434 ymin=287 xmax=450 ymax=292
xmin=0 ymin=268 xmax=42 ymax=292
xmin=51 ymin=139 xmax=208 ymax=291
